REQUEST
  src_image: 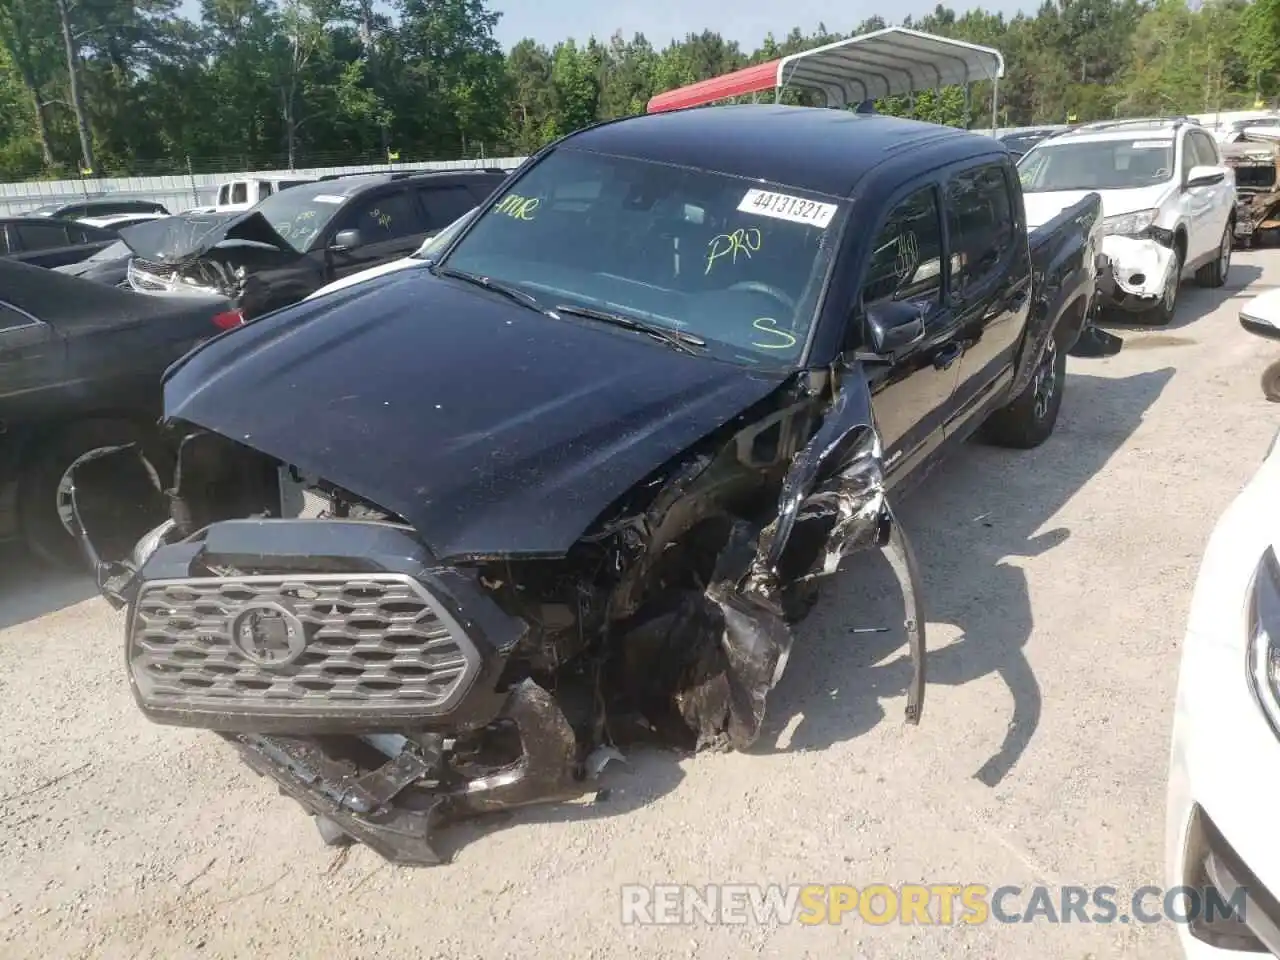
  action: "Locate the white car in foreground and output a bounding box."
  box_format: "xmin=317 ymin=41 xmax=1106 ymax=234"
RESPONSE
xmin=1166 ymin=356 xmax=1280 ymax=954
xmin=1019 ymin=118 xmax=1236 ymax=324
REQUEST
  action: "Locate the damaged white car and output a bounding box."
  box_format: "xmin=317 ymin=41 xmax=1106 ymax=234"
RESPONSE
xmin=1020 ymin=118 xmax=1236 ymax=324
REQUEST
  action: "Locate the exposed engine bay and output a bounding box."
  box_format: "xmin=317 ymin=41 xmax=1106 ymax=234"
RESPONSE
xmin=67 ymin=371 xmax=926 ymax=865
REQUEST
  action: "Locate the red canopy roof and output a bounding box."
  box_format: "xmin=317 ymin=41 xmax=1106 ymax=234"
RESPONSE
xmin=646 ymin=61 xmax=781 ymax=114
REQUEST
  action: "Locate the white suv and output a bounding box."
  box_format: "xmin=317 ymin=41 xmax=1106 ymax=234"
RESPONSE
xmin=1018 ymin=119 xmax=1236 ymax=324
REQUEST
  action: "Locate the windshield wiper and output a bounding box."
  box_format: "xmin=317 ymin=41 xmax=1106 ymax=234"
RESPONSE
xmin=431 ymin=265 xmax=546 ymax=313
xmin=552 ymin=304 xmax=706 ymax=354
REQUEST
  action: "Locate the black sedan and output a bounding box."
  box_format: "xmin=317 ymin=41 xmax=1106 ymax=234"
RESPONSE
xmin=0 ymin=216 xmax=118 ymax=268
xmin=0 ymin=258 xmax=239 ymax=564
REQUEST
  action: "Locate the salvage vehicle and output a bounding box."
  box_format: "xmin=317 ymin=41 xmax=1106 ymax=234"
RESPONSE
xmin=1019 ymin=117 xmax=1235 ymax=324
xmin=120 ymin=170 xmax=508 ymax=319
xmin=1166 ymin=421 xmax=1280 ymax=958
xmin=206 ymin=176 xmax=317 ymax=214
xmin=68 ymin=105 xmax=1106 ymax=865
xmin=76 ymin=212 xmax=168 ymax=232
xmin=1239 ymin=287 xmax=1280 ymax=401
xmin=29 ymin=198 xmax=169 ymax=220
xmin=0 ymin=258 xmax=237 ymax=565
xmin=1220 ymin=135 xmax=1280 ymax=248
xmin=0 ymin=216 xmax=119 ymax=268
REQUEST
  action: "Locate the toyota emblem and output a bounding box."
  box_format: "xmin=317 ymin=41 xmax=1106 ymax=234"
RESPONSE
xmin=229 ymin=601 xmax=307 ymax=667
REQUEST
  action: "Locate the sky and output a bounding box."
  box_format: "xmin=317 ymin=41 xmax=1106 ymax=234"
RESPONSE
xmin=492 ymin=0 xmax=1028 ymax=50
xmin=177 ymin=0 xmax=1031 ymax=53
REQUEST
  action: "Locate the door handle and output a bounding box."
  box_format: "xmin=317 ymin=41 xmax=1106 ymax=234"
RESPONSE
xmin=933 ymin=342 xmax=963 ymax=371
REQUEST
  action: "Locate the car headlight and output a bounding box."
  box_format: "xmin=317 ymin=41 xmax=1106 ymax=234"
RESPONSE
xmin=1247 ymin=547 xmax=1280 ymax=736
xmin=1102 ymin=209 xmax=1159 ymax=238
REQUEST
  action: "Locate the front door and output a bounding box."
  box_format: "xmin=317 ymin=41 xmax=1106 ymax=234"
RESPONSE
xmin=945 ymin=160 xmax=1032 ymax=433
xmin=855 ymin=183 xmax=964 ymax=487
xmin=324 ymin=188 xmax=428 ymax=280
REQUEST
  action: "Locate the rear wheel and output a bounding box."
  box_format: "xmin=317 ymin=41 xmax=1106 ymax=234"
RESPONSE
xmin=18 ymin=419 xmax=163 ymax=568
xmin=982 ymin=338 xmax=1067 ymax=449
xmin=1263 ymin=360 xmax=1280 ymax=403
xmin=1196 ymin=224 xmax=1231 ymax=288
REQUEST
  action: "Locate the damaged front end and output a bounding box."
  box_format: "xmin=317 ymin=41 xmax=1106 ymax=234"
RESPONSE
xmin=1101 ymin=233 xmax=1179 ymax=313
xmin=1222 ymin=139 xmax=1280 ymax=245
xmin=120 ymin=212 xmax=308 ymax=318
xmin=67 ymin=369 xmax=925 ymax=865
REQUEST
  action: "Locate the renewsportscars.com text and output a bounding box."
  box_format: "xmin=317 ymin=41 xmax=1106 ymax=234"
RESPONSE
xmin=620 ymin=883 xmax=1246 ymax=927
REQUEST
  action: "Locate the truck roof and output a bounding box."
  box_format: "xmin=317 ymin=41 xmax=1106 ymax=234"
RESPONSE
xmin=566 ymin=104 xmax=1005 ymax=198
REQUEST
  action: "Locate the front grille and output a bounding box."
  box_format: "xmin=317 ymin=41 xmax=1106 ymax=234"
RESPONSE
xmin=128 ymin=258 xmax=179 ymax=292
xmin=128 ymin=573 xmax=481 ymax=723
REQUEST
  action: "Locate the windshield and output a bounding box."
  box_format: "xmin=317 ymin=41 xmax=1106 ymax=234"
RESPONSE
xmin=1019 ymin=138 xmax=1175 ymax=192
xmin=440 ymin=148 xmax=845 ymax=366
xmin=412 ymin=206 xmax=479 ymax=260
xmin=250 ymin=184 xmax=348 ymax=252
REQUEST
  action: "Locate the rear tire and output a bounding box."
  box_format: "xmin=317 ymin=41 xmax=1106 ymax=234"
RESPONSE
xmin=18 ymin=419 xmax=163 ymax=569
xmin=982 ymin=338 xmax=1067 ymax=450
xmin=1195 ymin=224 xmax=1231 ymax=288
xmin=1263 ymin=360 xmax=1280 ymax=403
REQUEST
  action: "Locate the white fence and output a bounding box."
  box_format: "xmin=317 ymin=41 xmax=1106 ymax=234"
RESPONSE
xmin=0 ymin=156 xmax=529 ymax=217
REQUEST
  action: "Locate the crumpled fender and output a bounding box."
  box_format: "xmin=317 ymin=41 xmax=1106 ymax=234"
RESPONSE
xmin=1104 ymin=235 xmax=1176 ymax=299
xmin=747 ymin=366 xmax=926 ymax=725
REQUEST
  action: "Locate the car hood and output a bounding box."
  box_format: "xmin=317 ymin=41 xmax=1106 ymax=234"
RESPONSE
xmin=1024 ymin=184 xmax=1172 ymax=228
xmin=163 ymin=270 xmax=790 ymax=561
xmin=119 ymin=211 xmax=294 ymax=263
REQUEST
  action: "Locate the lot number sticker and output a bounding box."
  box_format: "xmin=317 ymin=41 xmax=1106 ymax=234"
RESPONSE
xmin=738 ymin=189 xmax=838 ymax=228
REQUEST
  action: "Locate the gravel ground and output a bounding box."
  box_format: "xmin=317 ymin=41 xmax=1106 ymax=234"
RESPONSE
xmin=2 ymin=253 xmax=1279 ymax=960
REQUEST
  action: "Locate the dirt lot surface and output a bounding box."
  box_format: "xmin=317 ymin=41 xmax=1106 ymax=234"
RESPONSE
xmin=2 ymin=253 xmax=1279 ymax=960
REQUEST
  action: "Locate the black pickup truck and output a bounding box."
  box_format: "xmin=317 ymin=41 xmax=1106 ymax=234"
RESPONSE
xmin=69 ymin=105 xmax=1106 ymax=865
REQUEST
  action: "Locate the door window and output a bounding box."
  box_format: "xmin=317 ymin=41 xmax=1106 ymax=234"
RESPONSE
xmin=946 ymin=163 xmax=1015 ymax=297
xmin=862 ymin=186 xmax=945 ymax=308
xmin=260 ymin=182 xmax=274 ymax=199
xmin=418 ymin=184 xmax=480 ymax=232
xmin=1191 ymin=131 xmax=1220 ymax=167
xmin=15 ymin=222 xmax=70 ymax=250
xmin=335 ymin=191 xmax=424 ymax=242
xmin=231 ymin=182 xmax=248 ymax=205
xmin=218 ymin=185 xmax=230 ymax=205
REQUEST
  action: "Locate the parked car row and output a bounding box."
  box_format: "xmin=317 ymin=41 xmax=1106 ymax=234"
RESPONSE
xmin=49 ymin=105 xmax=1114 ymax=867
xmin=1016 ymin=117 xmax=1237 ymax=325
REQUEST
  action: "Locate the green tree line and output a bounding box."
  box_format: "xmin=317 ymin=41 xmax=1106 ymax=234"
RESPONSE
xmin=0 ymin=0 xmax=1277 ymax=181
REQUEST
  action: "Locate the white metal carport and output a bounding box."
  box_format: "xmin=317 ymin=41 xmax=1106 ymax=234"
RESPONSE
xmin=646 ymin=27 xmax=1006 ymax=133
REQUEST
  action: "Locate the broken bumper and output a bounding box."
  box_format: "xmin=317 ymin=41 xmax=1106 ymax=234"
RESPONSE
xmin=1100 ymin=236 xmax=1177 ymax=312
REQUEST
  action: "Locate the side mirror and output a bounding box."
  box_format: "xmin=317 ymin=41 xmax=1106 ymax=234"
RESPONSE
xmin=1242 ymin=310 xmax=1280 ymax=342
xmin=857 ymin=299 xmax=927 ymax=361
xmin=330 ymin=228 xmax=364 ymax=252
xmin=1186 ymin=165 xmax=1226 ymax=189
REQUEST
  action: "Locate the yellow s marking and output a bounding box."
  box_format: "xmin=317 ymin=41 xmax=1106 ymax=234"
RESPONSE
xmin=751 ymin=317 xmax=796 ymax=350
xmin=705 ymin=227 xmax=762 ymax=274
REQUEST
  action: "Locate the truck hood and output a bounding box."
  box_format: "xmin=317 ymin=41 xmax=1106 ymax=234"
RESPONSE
xmin=1024 ymin=184 xmax=1172 ymax=229
xmin=162 ymin=270 xmax=790 ymax=561
xmin=119 ymin=211 xmax=294 ymax=264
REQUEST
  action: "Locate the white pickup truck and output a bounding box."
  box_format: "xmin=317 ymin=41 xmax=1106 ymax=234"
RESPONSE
xmin=187 ymin=176 xmax=317 ymax=214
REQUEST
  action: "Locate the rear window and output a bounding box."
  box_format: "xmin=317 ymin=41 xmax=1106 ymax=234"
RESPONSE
xmin=15 ymin=222 xmax=70 ymax=250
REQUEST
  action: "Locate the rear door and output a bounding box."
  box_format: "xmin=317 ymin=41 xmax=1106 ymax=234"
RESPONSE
xmin=415 ymin=183 xmax=484 ymax=240
xmin=945 ymin=159 xmax=1032 ymax=434
xmin=854 ymin=182 xmax=964 ymax=486
xmin=323 ymin=187 xmax=427 ymax=279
